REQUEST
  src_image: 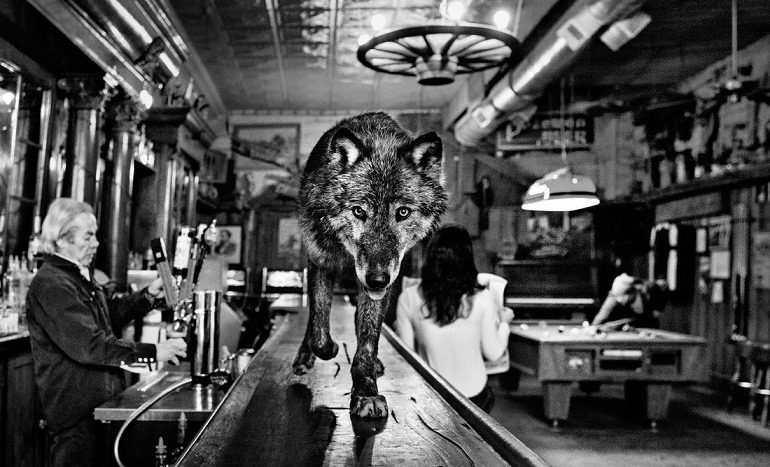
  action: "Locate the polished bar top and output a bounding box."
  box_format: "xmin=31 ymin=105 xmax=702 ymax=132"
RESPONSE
xmin=94 ymin=369 xmax=226 ymax=422
xmin=177 ymin=296 xmax=546 ymax=466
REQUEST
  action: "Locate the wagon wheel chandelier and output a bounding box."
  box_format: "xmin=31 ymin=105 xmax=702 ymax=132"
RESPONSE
xmin=357 ymin=23 xmax=520 ymax=86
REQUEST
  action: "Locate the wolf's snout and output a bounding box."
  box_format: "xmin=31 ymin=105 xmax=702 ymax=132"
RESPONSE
xmin=365 ymin=272 xmax=390 ymax=290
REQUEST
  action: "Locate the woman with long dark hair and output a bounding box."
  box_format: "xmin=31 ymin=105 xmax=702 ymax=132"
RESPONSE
xmin=395 ymin=224 xmax=511 ymax=412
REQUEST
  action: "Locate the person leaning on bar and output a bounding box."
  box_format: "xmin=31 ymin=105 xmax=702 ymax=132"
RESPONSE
xmin=25 ymin=198 xmax=187 ymax=467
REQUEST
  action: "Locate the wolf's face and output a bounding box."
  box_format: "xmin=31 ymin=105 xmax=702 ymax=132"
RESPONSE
xmin=331 ymin=128 xmax=445 ymax=299
xmin=303 ymin=121 xmax=446 ymax=300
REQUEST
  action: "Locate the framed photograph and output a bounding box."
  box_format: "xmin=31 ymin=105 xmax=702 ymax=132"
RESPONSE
xmin=214 ymin=225 xmax=243 ymax=265
xmin=200 ymin=150 xmax=228 ymax=184
xmin=233 ymin=123 xmax=301 ymax=171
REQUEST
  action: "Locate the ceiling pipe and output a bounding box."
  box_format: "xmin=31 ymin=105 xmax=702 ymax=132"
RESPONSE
xmin=453 ymin=0 xmax=649 ymax=147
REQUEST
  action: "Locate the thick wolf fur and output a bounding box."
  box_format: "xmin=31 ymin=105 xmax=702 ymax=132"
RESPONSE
xmin=292 ymin=112 xmax=447 ymax=418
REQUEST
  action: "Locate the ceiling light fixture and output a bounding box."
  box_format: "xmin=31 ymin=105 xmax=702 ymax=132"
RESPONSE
xmin=522 ymin=78 xmax=599 ymax=212
xmin=357 ymin=1 xmax=520 ymax=86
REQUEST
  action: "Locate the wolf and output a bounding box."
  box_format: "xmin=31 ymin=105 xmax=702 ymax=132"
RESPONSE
xmin=292 ymin=111 xmax=447 ymax=418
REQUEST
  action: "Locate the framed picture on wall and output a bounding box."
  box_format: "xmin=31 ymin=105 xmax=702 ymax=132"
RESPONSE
xmin=234 ymin=123 xmax=301 ymax=171
xmin=277 ymin=217 xmax=302 ymax=269
xmin=200 ymin=150 xmax=228 ymax=183
xmin=214 ymin=225 xmax=243 ymax=266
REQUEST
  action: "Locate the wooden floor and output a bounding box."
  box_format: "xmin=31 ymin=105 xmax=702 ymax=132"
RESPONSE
xmin=177 ymin=296 xmax=545 ymax=466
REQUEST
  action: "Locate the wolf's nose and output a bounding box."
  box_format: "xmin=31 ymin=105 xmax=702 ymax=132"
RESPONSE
xmin=365 ymin=272 xmax=390 ymax=290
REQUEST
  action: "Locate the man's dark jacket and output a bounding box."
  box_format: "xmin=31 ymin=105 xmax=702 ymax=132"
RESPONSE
xmin=26 ymin=254 xmax=157 ymax=434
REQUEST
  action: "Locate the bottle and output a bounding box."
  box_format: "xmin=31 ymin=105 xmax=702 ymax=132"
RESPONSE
xmin=143 ymin=247 xmax=154 ymax=270
xmin=3 ymin=256 xmax=20 ymax=311
xmin=154 ymin=436 xmax=168 ymax=467
xmin=28 ymin=231 xmax=41 ymax=272
xmin=168 ymin=412 xmax=188 ymax=462
xmin=18 ymin=258 xmax=30 ymax=330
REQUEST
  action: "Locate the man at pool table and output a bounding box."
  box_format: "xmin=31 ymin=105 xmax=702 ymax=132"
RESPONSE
xmin=507 ymin=320 xmax=707 ymax=429
xmin=591 ymin=273 xmax=668 ymax=329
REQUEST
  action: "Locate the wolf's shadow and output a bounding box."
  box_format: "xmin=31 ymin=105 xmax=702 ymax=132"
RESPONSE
xmin=283 ymin=383 xmax=337 ymax=466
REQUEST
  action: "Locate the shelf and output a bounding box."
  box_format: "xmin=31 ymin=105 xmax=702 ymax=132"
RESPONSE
xmin=617 ymin=162 xmax=770 ymax=205
xmin=497 ymin=259 xmax=595 ymax=266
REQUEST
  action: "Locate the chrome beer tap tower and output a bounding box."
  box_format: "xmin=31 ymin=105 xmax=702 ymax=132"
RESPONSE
xmin=150 ymin=220 xmax=224 ymax=387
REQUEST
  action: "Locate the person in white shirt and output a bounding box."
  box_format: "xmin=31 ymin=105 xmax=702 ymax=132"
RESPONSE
xmin=395 ymin=224 xmax=512 ymax=412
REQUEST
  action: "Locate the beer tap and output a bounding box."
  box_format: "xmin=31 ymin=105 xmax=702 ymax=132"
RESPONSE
xmin=152 ymin=221 xmax=217 ymax=338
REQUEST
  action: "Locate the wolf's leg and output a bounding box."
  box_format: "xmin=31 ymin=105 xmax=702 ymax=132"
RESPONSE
xmin=350 ymin=291 xmax=389 ymax=418
xmin=293 ymin=262 xmax=339 ymax=375
xmin=292 ymin=315 xmax=316 ymax=375
xmin=353 ymin=309 xmax=385 ymax=378
xmin=293 ymin=263 xmax=338 ymax=374
xmin=295 ymin=263 xmax=339 ymax=369
xmin=308 ymin=264 xmax=338 ymax=359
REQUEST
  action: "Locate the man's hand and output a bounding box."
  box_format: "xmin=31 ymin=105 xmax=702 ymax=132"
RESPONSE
xmin=147 ymin=277 xmax=164 ymax=299
xmin=157 ymin=338 xmax=187 ymax=365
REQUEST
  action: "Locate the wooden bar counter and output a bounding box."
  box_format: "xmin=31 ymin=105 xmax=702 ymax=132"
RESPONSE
xmin=177 ymin=296 xmax=547 ymax=466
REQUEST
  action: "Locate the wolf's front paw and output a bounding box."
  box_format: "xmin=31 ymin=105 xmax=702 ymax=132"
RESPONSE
xmin=350 ymin=394 xmax=389 ymax=419
xmin=312 ymin=339 xmax=339 ymax=361
xmin=292 ymin=347 xmax=316 ymax=375
xmin=374 ymin=357 xmax=385 ymax=377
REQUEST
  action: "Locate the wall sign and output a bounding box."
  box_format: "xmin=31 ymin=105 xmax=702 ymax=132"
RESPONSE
xmin=496 ymin=112 xmax=593 ymax=152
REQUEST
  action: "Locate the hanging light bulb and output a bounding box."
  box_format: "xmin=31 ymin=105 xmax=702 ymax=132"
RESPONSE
xmin=493 ymin=10 xmax=511 ymax=29
xmin=440 ymin=0 xmax=468 ymax=22
xmin=371 ymin=13 xmax=386 ymax=32
xmin=358 ymin=34 xmax=372 ymax=46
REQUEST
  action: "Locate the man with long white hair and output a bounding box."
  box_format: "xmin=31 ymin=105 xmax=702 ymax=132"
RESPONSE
xmin=26 ymin=197 xmax=187 ymax=467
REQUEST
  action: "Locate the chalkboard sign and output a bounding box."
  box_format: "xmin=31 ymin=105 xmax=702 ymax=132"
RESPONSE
xmin=496 ymin=112 xmax=593 ymax=152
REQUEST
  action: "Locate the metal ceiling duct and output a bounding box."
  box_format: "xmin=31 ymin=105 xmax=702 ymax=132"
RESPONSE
xmin=453 ymin=0 xmax=649 ymax=147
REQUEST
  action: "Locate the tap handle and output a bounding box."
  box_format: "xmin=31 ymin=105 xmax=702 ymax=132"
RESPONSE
xmin=150 ymin=238 xmax=178 ymax=307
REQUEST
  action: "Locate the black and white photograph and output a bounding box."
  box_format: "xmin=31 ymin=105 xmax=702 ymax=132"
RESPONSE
xmin=3 ymin=1 xmax=770 ymax=466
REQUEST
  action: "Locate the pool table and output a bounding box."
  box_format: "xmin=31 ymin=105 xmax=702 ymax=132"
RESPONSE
xmin=508 ymin=323 xmax=708 ymax=428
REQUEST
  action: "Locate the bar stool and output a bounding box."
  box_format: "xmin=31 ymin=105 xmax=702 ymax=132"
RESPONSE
xmin=749 ymin=341 xmax=770 ymax=426
xmin=726 ymin=338 xmax=754 ymax=412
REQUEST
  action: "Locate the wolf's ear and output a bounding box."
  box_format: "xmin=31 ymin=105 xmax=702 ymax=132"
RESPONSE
xmin=329 ymin=127 xmax=364 ymax=168
xmin=410 ymin=131 xmax=443 ymax=177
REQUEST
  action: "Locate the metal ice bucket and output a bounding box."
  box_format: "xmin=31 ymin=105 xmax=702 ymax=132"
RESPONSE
xmin=191 ymin=290 xmax=221 ymax=386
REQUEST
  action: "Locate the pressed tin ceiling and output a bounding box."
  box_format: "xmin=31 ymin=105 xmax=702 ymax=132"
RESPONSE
xmin=167 ymin=0 xmax=554 ymax=112
xmin=165 ymin=0 xmax=770 ymax=114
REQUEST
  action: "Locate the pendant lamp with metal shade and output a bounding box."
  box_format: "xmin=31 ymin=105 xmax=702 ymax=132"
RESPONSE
xmin=521 ymin=167 xmax=600 ymax=211
xmin=522 ymin=78 xmax=600 ymax=212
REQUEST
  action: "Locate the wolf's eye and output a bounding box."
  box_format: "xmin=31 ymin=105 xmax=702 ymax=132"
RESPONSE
xmin=352 ymin=206 xmax=367 ymax=221
xmin=395 ymin=206 xmax=412 ymax=221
